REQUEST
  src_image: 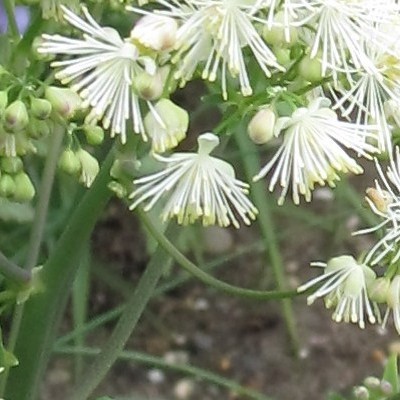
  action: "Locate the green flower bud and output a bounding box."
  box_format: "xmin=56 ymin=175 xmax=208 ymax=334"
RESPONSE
xmin=13 ymin=172 xmax=35 ymax=202
xmin=4 ymin=100 xmax=29 ymax=132
xmin=76 ymin=149 xmax=99 ymax=187
xmin=0 ymin=174 xmax=16 ymax=198
xmin=368 ymin=277 xmax=391 ymax=303
xmin=45 ymin=87 xmax=81 ymax=119
xmin=262 ymin=12 xmax=298 ymax=47
xmin=363 ymin=376 xmax=380 ymax=391
xmin=133 ymin=71 xmax=163 ymax=101
xmin=108 ymin=181 xmax=128 ymax=199
xmin=83 ymin=125 xmax=104 ymax=146
xmin=247 ymin=107 xmax=276 ymax=145
xmin=0 ymin=91 xmax=8 ymax=117
xmin=1 ymin=156 xmax=23 ymax=174
xmin=58 ymin=149 xmax=81 ymax=176
xmin=353 ymin=386 xmax=369 ymax=400
xmin=31 ymin=36 xmax=55 ymax=61
xmin=28 ymin=119 xmax=51 ymax=139
xmin=144 ymin=98 xmax=189 ymax=153
xmin=299 ymin=54 xmax=323 ymax=83
xmin=30 ymin=98 xmax=52 ymax=120
xmin=273 ymin=47 xmax=291 ymax=67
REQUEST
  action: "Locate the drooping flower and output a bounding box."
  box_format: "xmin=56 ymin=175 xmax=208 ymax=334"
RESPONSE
xmin=38 ymin=6 xmax=157 ymax=143
xmin=297 ymin=255 xmax=378 ymax=329
xmin=129 ymin=132 xmax=258 ymax=228
xmin=253 ymin=97 xmax=378 ymax=205
xmin=130 ymin=0 xmax=282 ymax=99
xmin=355 ymin=148 xmax=400 ymax=265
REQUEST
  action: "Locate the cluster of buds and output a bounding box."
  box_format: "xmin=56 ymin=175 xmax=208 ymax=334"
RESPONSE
xmin=353 ymin=376 xmax=393 ymax=400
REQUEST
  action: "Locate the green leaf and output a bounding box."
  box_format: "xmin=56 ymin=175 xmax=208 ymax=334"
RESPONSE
xmin=383 ymin=354 xmax=399 ymax=393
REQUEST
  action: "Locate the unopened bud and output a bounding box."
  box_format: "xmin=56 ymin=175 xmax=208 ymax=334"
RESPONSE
xmin=369 ymin=277 xmax=390 ymax=303
xmin=353 ymin=386 xmax=369 ymax=400
xmin=13 ymin=172 xmax=35 ymax=202
xmin=133 ymin=71 xmax=163 ymax=101
xmin=108 ymin=181 xmax=128 ymax=199
xmin=76 ymin=149 xmax=99 ymax=187
xmin=45 ymin=87 xmax=81 ymax=119
xmin=248 ymin=107 xmax=276 ymax=145
xmin=4 ymin=100 xmax=29 ymax=132
xmin=1 ymin=156 xmax=23 ymax=174
xmin=366 ymin=187 xmax=393 ymax=213
xmin=30 ymin=98 xmax=52 ymax=120
xmin=262 ymin=11 xmax=298 ymax=47
xmin=299 ymin=54 xmax=323 ymax=83
xmin=83 ymin=125 xmax=104 ymax=146
xmin=0 ymin=174 xmax=16 ymax=197
xmin=144 ymin=99 xmax=189 ymax=153
xmin=0 ymin=91 xmax=8 ymax=116
xmin=58 ymin=149 xmax=81 ymax=175
xmin=28 ymin=119 xmax=51 ymax=139
xmin=380 ymin=380 xmax=393 ymax=395
xmin=131 ymin=14 xmax=178 ymax=52
xmin=363 ymin=376 xmax=380 ymax=390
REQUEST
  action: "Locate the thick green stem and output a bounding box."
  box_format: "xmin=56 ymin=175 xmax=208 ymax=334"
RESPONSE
xmin=69 ymin=229 xmax=170 ymax=400
xmin=0 ymin=251 xmax=31 ymax=284
xmin=3 ymin=0 xmax=19 ymax=40
xmin=235 ymin=130 xmax=299 ymax=355
xmin=5 ymin=150 xmax=114 ymax=400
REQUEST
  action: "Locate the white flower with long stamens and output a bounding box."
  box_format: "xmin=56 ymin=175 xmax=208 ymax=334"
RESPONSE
xmin=355 ymin=148 xmax=400 ymax=265
xmin=129 ymin=132 xmax=258 ymax=228
xmin=333 ymin=41 xmax=400 ymax=152
xmin=129 ymin=0 xmax=282 ymax=99
xmin=296 ymin=0 xmax=400 ymax=77
xmin=253 ymin=97 xmax=378 ymax=205
xmin=297 ymin=255 xmax=378 ymax=329
xmin=38 ymin=6 xmax=157 ymax=143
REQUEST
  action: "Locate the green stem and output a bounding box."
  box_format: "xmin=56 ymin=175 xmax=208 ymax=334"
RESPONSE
xmin=138 ymin=209 xmax=298 ymax=301
xmin=68 ymin=229 xmax=170 ymax=400
xmin=56 ymin=346 xmax=272 ymax=400
xmin=5 ymin=149 xmax=114 ymax=400
xmin=0 ymin=124 xmax=64 ymax=397
xmin=0 ymin=251 xmax=31 ymax=284
xmin=3 ymin=0 xmax=19 ymax=40
xmin=235 ymin=129 xmax=299 ymax=355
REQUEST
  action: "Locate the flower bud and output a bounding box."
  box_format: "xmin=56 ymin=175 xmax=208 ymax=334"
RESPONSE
xmin=30 ymin=98 xmax=52 ymax=120
xmin=0 ymin=91 xmax=8 ymax=117
xmin=299 ymin=54 xmax=323 ymax=83
xmin=58 ymin=149 xmax=81 ymax=176
xmin=28 ymin=118 xmax=52 ymax=139
xmin=13 ymin=172 xmax=35 ymax=202
xmin=353 ymin=386 xmax=369 ymax=400
xmin=4 ymin=100 xmax=29 ymax=132
xmin=144 ymin=99 xmax=189 ymax=153
xmin=262 ymin=11 xmax=298 ymax=47
xmin=369 ymin=277 xmax=391 ymax=303
xmin=0 ymin=174 xmax=16 ymax=198
xmin=108 ymin=181 xmax=128 ymax=199
xmin=248 ymin=107 xmax=276 ymax=145
xmin=76 ymin=149 xmax=99 ymax=187
xmin=45 ymin=86 xmax=81 ymax=119
xmin=380 ymin=380 xmax=393 ymax=395
xmin=1 ymin=156 xmax=23 ymax=174
xmin=130 ymin=14 xmax=178 ymax=52
xmin=83 ymin=125 xmax=104 ymax=146
xmin=133 ymin=71 xmax=163 ymax=101
xmin=363 ymin=376 xmax=380 ymax=390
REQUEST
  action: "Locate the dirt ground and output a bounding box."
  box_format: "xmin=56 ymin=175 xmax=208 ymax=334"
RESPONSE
xmin=41 ymin=188 xmax=400 ymax=400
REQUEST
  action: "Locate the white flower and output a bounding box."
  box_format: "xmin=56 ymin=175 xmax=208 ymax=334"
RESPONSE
xmin=253 ymin=97 xmax=378 ymax=205
xmin=38 ymin=6 xmax=157 ymax=143
xmin=129 ymin=132 xmax=258 ymax=228
xmin=296 ymin=0 xmax=400 ymax=77
xmin=333 ymin=41 xmax=400 ymax=152
xmin=297 ymin=255 xmax=378 ymax=329
xmin=355 ymin=148 xmax=400 ymax=265
xmin=132 ymin=0 xmax=282 ymax=99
